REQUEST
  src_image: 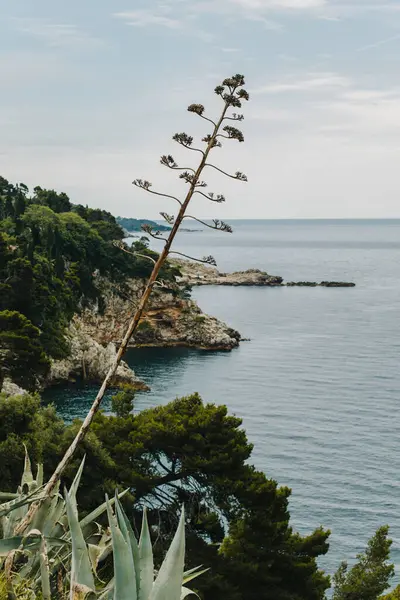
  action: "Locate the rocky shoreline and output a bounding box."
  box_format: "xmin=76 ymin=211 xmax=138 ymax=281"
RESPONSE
xmin=1 ymin=260 xmax=355 ymax=397
xmin=173 ymin=259 xmax=356 ymax=288
xmin=40 ymin=278 xmax=240 ymax=391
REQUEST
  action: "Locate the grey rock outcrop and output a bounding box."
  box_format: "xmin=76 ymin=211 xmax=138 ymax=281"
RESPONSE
xmin=173 ymin=259 xmax=355 ymax=288
xmin=174 ymin=260 xmax=283 ymax=287
xmin=47 ymin=324 xmax=148 ymax=390
xmin=0 ymin=379 xmax=28 ymax=397
xmin=75 ymin=278 xmax=240 ymax=351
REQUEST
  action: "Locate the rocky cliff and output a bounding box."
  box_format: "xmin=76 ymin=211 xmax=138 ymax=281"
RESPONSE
xmin=46 ymin=323 xmax=148 ymax=390
xmin=1 ymin=276 xmax=241 ymax=396
xmin=75 ymin=278 xmax=240 ymax=352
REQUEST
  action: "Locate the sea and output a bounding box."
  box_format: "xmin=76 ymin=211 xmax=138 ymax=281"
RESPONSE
xmin=46 ymin=219 xmax=400 ymax=583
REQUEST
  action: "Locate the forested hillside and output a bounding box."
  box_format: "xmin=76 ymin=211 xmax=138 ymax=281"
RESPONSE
xmin=0 ymin=177 xmax=178 ymax=390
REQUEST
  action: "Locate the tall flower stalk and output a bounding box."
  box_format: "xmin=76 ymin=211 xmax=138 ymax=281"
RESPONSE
xmin=16 ymin=73 xmax=250 ymax=533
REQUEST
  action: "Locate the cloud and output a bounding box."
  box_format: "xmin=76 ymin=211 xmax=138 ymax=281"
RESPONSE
xmin=227 ymin=0 xmax=326 ymax=8
xmin=356 ymin=33 xmax=400 ymax=52
xmin=0 ymin=52 xmax=65 ymax=86
xmin=11 ymin=17 xmax=102 ymax=50
xmin=253 ymin=72 xmax=352 ymax=94
xmin=113 ymin=9 xmax=182 ymax=29
xmin=321 ymin=88 xmax=400 ymax=136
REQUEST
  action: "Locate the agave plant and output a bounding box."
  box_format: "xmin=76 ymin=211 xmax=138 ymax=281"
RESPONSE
xmin=0 ymin=449 xmax=206 ymax=599
xmin=65 ymin=489 xmax=206 ymax=599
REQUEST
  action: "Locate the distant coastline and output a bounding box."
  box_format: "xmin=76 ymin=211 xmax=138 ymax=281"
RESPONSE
xmin=116 ymin=216 xmax=171 ymax=232
xmin=117 ymin=216 xmax=201 ymax=234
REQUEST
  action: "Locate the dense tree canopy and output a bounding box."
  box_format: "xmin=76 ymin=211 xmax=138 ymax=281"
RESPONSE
xmin=0 ymin=391 xmax=332 ymax=600
xmin=0 ymin=177 xmax=180 ymax=388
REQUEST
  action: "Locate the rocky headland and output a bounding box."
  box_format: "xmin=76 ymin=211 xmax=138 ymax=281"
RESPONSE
xmin=1 ymin=259 xmax=354 ymax=397
xmin=173 ymin=259 xmax=356 ymax=288
xmin=36 ymin=277 xmax=239 ymax=391
xmin=75 ymin=278 xmax=240 ymax=352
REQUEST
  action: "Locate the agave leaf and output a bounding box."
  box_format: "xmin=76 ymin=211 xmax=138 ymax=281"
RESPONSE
xmin=71 ymin=583 xmax=97 ymax=599
xmin=150 ymin=507 xmax=186 ymax=600
xmin=87 ymin=540 xmax=112 ymax=580
xmin=69 ymin=455 xmax=86 ymax=511
xmin=114 ymin=494 xmax=140 ymax=595
xmin=138 ymin=507 xmax=153 ymax=600
xmin=48 ymin=493 xmax=67 ymax=538
xmin=30 ymin=496 xmax=54 ymax=534
xmin=0 ymin=492 xmax=18 ymax=500
xmin=105 ymin=495 xmax=137 ymax=600
xmin=43 ymin=487 xmax=64 ymax=537
xmin=21 ymin=444 xmax=34 ymax=488
xmin=97 ymin=580 xmax=114 ymax=600
xmin=36 ymin=463 xmax=44 ymax=488
xmin=180 ymin=587 xmax=199 ymax=599
xmin=0 ymin=488 xmax=46 ymax=518
xmin=0 ymin=536 xmax=23 ymax=556
xmin=2 ymin=515 xmax=13 ymax=539
xmin=79 ymin=489 xmax=129 ymax=533
xmin=39 ymin=536 xmax=51 ymax=600
xmin=64 ymin=488 xmax=95 ymax=594
xmin=87 ymin=543 xmax=103 ymax=577
xmin=182 ymin=567 xmax=210 ymax=585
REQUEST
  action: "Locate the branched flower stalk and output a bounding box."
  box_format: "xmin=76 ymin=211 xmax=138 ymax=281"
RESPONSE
xmin=16 ymin=73 xmax=249 ymax=534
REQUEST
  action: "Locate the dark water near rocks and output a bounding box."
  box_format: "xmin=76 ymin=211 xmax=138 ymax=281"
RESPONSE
xmin=46 ymin=220 xmax=400 ymax=582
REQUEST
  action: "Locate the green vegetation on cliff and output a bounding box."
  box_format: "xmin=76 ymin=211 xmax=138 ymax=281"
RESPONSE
xmin=117 ymin=216 xmax=171 ymax=232
xmin=0 ymin=177 xmax=180 ymax=389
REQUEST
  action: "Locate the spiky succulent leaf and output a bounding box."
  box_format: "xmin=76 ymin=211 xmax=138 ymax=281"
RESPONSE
xmin=115 ymin=494 xmax=140 ymax=596
xmin=106 ymin=495 xmax=137 ymax=600
xmin=39 ymin=536 xmax=51 ymax=600
xmin=64 ymin=488 xmax=95 ymax=593
xmin=80 ymin=490 xmax=129 ymax=534
xmin=71 ymin=583 xmax=97 ymax=599
xmin=0 ymin=536 xmax=24 ymax=555
xmin=0 ymin=488 xmax=46 ymax=518
xmin=69 ymin=455 xmax=86 ymax=511
xmin=21 ymin=444 xmax=34 ymax=488
xmin=150 ymin=507 xmax=185 ymax=600
xmin=138 ymin=507 xmax=153 ymax=600
xmin=30 ymin=496 xmax=54 ymax=534
xmin=36 ymin=463 xmax=44 ymax=488
xmin=182 ymin=567 xmax=209 ymax=585
xmin=180 ymin=588 xmax=199 ymax=599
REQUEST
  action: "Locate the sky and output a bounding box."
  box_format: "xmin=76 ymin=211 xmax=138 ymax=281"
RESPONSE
xmin=1 ymin=0 xmax=400 ymax=219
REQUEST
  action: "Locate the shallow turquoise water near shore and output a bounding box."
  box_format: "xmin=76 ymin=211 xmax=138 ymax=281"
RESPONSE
xmin=46 ymin=220 xmax=400 ymax=581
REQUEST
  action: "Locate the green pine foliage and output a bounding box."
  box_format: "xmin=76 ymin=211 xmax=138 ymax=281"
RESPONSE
xmin=332 ymin=526 xmax=394 ymax=600
xmin=0 ymin=391 xmax=332 ymax=600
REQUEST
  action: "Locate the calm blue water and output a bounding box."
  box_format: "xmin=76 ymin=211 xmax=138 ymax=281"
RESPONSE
xmin=48 ymin=220 xmax=400 ymax=581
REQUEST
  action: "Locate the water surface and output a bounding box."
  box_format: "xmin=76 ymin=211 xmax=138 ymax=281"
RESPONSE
xmin=47 ymin=220 xmax=400 ymax=580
